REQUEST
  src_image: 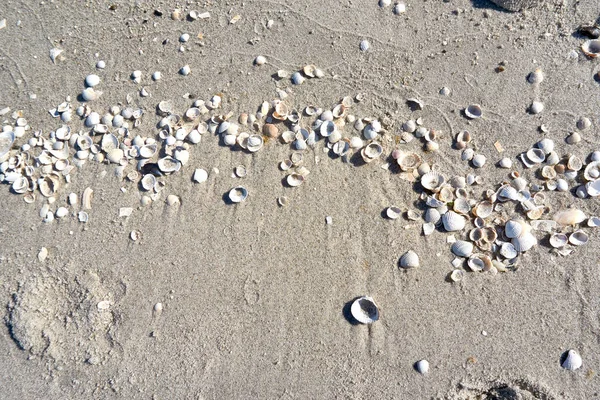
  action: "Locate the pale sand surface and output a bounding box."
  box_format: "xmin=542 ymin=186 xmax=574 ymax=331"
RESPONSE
xmin=0 ymin=0 xmax=600 ymax=398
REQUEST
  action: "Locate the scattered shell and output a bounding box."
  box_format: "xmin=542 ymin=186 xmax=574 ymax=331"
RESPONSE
xmin=247 ymin=134 xmax=264 ymax=152
xmin=420 ymin=172 xmax=445 ymax=192
xmin=399 ymin=250 xmax=420 ymax=269
xmin=359 ymin=40 xmax=370 ymax=52
xmin=451 ymin=241 xmax=474 ymax=258
xmin=561 ymin=350 xmax=583 ymax=371
xmin=228 ymin=186 xmax=248 ymax=203
xmin=442 ymin=211 xmax=466 ymax=232
xmin=386 ymin=206 xmax=402 ymax=220
xmin=393 ymin=2 xmax=407 ymax=14
xmin=576 ymin=117 xmax=592 ymax=131
xmin=193 ymin=168 xmax=208 ymax=183
xmin=526 ymin=148 xmax=545 ymax=164
xmin=529 ymin=101 xmax=544 ymax=114
xmin=464 ymin=104 xmax=482 ymax=119
xmin=350 ymin=296 xmax=379 ymax=324
xmin=140 ymin=174 xmax=156 ymax=191
xmin=397 ymin=152 xmax=422 ymax=171
xmin=450 ymin=269 xmax=465 ymax=282
xmin=569 ymin=230 xmax=589 ymax=246
xmin=82 ymin=187 xmax=93 ymax=209
xmin=504 ymin=220 xmax=524 ymax=239
xmin=499 ymin=243 xmax=518 ymax=259
xmin=549 ymin=233 xmax=568 ymax=248
xmin=38 ymin=247 xmax=48 ymax=262
xmin=287 ymin=173 xmax=305 ymax=187
xmin=566 ymin=132 xmax=581 ymax=145
xmin=254 ymin=55 xmax=266 ymax=66
xmin=553 ymin=209 xmax=586 ymax=226
xmin=581 ymin=39 xmax=600 ymax=58
xmin=361 ymin=142 xmax=383 ymax=162
xmin=291 ymin=72 xmax=305 ymax=85
xmin=424 ymin=208 xmax=441 ymax=224
xmin=511 ymin=232 xmax=537 ymax=252
xmin=583 ymin=162 xmax=600 ymax=181
xmin=179 ymin=65 xmax=191 ymax=75
xmin=414 ymin=360 xmax=429 ymax=375
xmin=471 ymin=154 xmax=486 ymax=168
xmin=166 ymin=194 xmax=180 ymax=206
xmin=157 ymin=156 xmax=181 ymax=173
xmin=527 ymin=68 xmax=544 ymax=84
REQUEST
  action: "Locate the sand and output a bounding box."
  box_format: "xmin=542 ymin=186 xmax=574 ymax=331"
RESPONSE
xmin=0 ymin=0 xmax=599 ymax=398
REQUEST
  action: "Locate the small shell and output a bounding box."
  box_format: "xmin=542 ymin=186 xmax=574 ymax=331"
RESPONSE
xmin=549 ymin=233 xmax=568 ymax=248
xmin=553 ymin=209 xmax=586 ymax=226
xmin=526 ymin=148 xmax=545 ymax=164
xmin=504 ymin=220 xmax=524 ymax=239
xmin=576 ymin=117 xmax=592 ymax=131
xmin=583 ymin=161 xmax=600 ymax=181
xmin=386 ymin=206 xmax=402 ymax=220
xmin=263 ymin=124 xmax=279 ymax=138
xmin=529 ymin=101 xmax=544 ymax=114
xmin=456 ymin=130 xmax=472 ymax=144
xmin=581 ymin=39 xmax=600 ymax=58
xmin=359 ymin=39 xmax=370 ymax=52
xmin=473 ymin=201 xmax=493 ymax=218
xmin=424 ymin=208 xmax=441 ymax=224
xmin=254 ymin=55 xmax=266 ymax=65
xmin=527 ymin=68 xmax=544 ymax=84
xmin=511 ymin=232 xmax=537 ymax=252
xmin=541 ymin=165 xmax=557 ymax=180
xmin=291 ymin=72 xmax=305 ymax=85
xmin=82 ymin=187 xmax=93 ymax=210
xmin=471 ymin=154 xmax=486 ymax=168
xmin=247 ymin=134 xmax=264 ymax=152
xmin=499 ymin=243 xmax=518 ymax=259
xmin=451 ymin=240 xmax=473 ymax=258
xmin=287 ymin=173 xmax=305 ymax=187
xmin=361 ymin=143 xmax=383 ymax=162
xmin=399 ymin=250 xmax=420 ymax=269
xmin=561 ymin=350 xmax=583 ymax=371
xmin=537 ymin=138 xmax=554 ymax=154
xmin=228 ymin=186 xmax=248 ymax=203
xmin=569 ymin=230 xmax=589 ymax=246
xmin=498 ymin=157 xmax=513 ymax=169
xmin=193 ymin=168 xmax=208 ymax=183
xmin=586 ymin=180 xmax=600 ymax=196
xmin=157 ymin=156 xmax=181 ymax=173
xmin=141 ymin=174 xmax=156 ymax=191
xmin=397 ymin=152 xmax=422 ymax=171
xmin=350 ymin=296 xmax=379 ymax=324
xmin=442 ymin=211 xmax=466 ymax=232
xmin=414 ymin=360 xmax=429 ymax=375
xmin=450 ymin=269 xmax=465 ymax=282
xmin=464 ymin=104 xmax=482 ymax=119
xmin=179 ymin=65 xmax=191 ymax=75
xmin=566 ymin=132 xmax=581 ymax=145
xmin=420 ymin=172 xmax=445 ymax=192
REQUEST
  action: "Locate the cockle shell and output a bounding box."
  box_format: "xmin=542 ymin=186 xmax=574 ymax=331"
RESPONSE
xmin=397 ymin=152 xmax=422 ymax=171
xmin=451 ymin=240 xmax=473 ymax=257
xmin=399 ymin=250 xmax=420 ymax=269
xmin=553 ymin=209 xmax=586 ymax=226
xmin=350 ymin=296 xmax=379 ymax=324
xmin=549 ymin=233 xmax=568 ymax=248
xmin=157 ymin=156 xmax=181 ymax=173
xmin=450 ymin=269 xmax=465 ymax=282
xmin=584 ymin=162 xmax=600 ymax=181
xmin=228 ymin=186 xmax=248 ymax=203
xmin=504 ymin=220 xmax=524 ymax=239
xmin=561 ymin=350 xmax=583 ymax=371
xmin=361 ymin=143 xmax=383 ymax=162
xmin=442 ymin=211 xmax=466 ymax=232
xmin=569 ymin=230 xmax=589 ymax=246
xmin=464 ymin=104 xmax=482 ymax=119
xmin=386 ymin=206 xmax=402 ymax=220
xmin=527 ymin=68 xmax=544 ymax=84
xmin=586 ymin=180 xmax=600 ymax=197
xmin=424 ymin=208 xmax=441 ymax=224
xmin=581 ymin=39 xmax=600 ymax=58
xmin=526 ymin=148 xmax=545 ymax=164
xmin=287 ymin=173 xmax=305 ymax=187
xmin=414 ymin=360 xmax=429 ymax=375
xmin=511 ymin=232 xmax=537 ymax=252
xmin=420 ymin=172 xmax=445 ymax=192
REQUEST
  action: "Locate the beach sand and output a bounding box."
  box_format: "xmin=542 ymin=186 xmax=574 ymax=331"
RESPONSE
xmin=0 ymin=0 xmax=599 ymax=398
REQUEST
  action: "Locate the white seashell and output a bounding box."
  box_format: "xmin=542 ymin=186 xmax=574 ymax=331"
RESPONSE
xmin=586 ymin=180 xmax=600 ymax=196
xmin=402 ymin=120 xmax=417 ymax=133
xmin=85 ymin=112 xmax=100 ymax=127
xmin=451 ymin=240 xmax=473 ymax=257
xmin=471 ymin=154 xmax=486 ymax=168
xmin=141 ymin=174 xmax=156 ymax=191
xmin=499 ymin=243 xmax=518 ymax=259
xmin=287 ymin=173 xmax=305 ymax=187
xmin=442 ymin=211 xmax=466 ymax=232
xmin=587 ymin=217 xmax=600 ymax=227
xmin=566 ymin=132 xmax=581 ymax=145
xmin=0 ymin=131 xmax=15 ymax=159
xmin=569 ymin=230 xmax=589 ymax=246
xmin=504 ymin=220 xmax=524 ymax=239
xmin=254 ymin=55 xmax=266 ymax=66
xmin=529 ymin=101 xmax=544 ymax=114
xmin=549 ymin=233 xmax=568 ymax=248
xmin=527 ymin=68 xmax=544 ymax=84
xmin=174 ymin=148 xmax=190 ymax=165
xmin=228 ymin=186 xmax=248 ymax=203
xmin=359 ymin=40 xmax=370 ymax=52
xmin=526 ymin=148 xmax=545 ymax=164
xmin=85 ymin=74 xmax=100 ymax=87
xmin=396 ymin=152 xmax=422 ymax=171
xmin=193 ymin=168 xmax=208 ymax=183
xmin=81 ymin=88 xmax=99 ymax=102
xmin=561 ymin=350 xmax=583 ymax=371
xmin=179 ymin=65 xmax=191 ymax=75
xmin=450 ymin=269 xmax=465 ymax=282
xmin=414 ymin=360 xmax=429 ymax=375
xmin=247 ymin=134 xmax=264 ymax=152
xmin=361 ymin=143 xmax=383 ymax=162
xmin=537 ymin=138 xmax=554 ymax=154
xmin=422 ymin=222 xmax=435 ymax=236
xmin=511 ymin=232 xmax=537 ymax=252
xmin=319 ymin=120 xmax=337 ymax=137
xmin=350 ymin=296 xmax=379 ymax=324
xmin=583 ymin=161 xmax=600 ymax=181
xmin=461 ymin=148 xmax=474 ymax=161
xmin=82 ymin=187 xmax=93 ymax=210
xmin=291 ymin=72 xmax=305 ymax=85
xmin=424 ymin=208 xmax=441 ymax=224
xmin=497 ymin=185 xmax=518 ymax=201
xmin=581 ymin=39 xmax=600 ymax=58
xmin=464 ymin=104 xmax=482 ymax=119
xmin=467 ymin=256 xmax=486 ymax=272
xmin=157 ymin=156 xmax=181 ymax=173
xmin=55 ymin=207 xmax=68 ymax=218
xmin=420 ymin=172 xmax=445 ymax=192
xmin=546 ymin=151 xmax=559 ymax=165
xmin=386 ymin=206 xmax=402 ymax=220
xmin=590 ymin=151 xmax=600 ymax=162
xmin=11 ymin=176 xmax=28 ymax=194
xmin=554 ymin=209 xmax=586 ymax=226
xmin=393 ymin=2 xmax=406 ymax=14
xmin=106 ymin=148 xmax=124 ymax=164
xmin=399 ymin=250 xmax=419 ymax=268
xmin=556 ymin=179 xmax=569 ymax=192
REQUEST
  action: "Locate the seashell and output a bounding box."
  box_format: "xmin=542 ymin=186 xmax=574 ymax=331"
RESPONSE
xmin=139 ymin=174 xmax=155 ymax=191
xmin=498 ymin=157 xmax=512 ymax=169
xmin=228 ymin=186 xmax=248 ymax=203
xmin=499 ymin=243 xmax=518 ymax=259
xmin=583 ymin=161 xmax=600 ymax=181
xmin=359 ymin=39 xmax=370 ymax=52
xmin=422 ymin=222 xmax=435 ymax=236
xmin=386 ymin=206 xmax=402 ymax=220
xmin=482 ymin=227 xmax=498 ymax=243
xmin=106 ymin=148 xmax=124 ymax=164
xmin=575 ymin=185 xmax=588 ymax=199
xmin=85 ymin=74 xmax=100 ymax=87
xmin=174 ymin=148 xmax=190 ymax=165
xmin=286 ymin=173 xmax=305 ymax=187
xmin=247 ymin=134 xmax=264 ymax=153
xmin=527 ymin=68 xmax=544 ymax=84
xmin=569 ymin=230 xmax=589 ymax=246
xmin=396 ymin=152 xmax=422 ymax=171
xmin=467 ymin=256 xmax=486 ymax=272
xmin=529 ymin=101 xmax=544 ymax=114
xmin=82 ymin=187 xmax=93 ymax=210
xmin=587 ymin=216 xmax=600 ymax=227
xmin=424 ymin=141 xmax=439 ymax=152
xmin=414 ymin=360 xmax=429 ymax=375
xmin=541 ymin=165 xmax=557 ymax=180
xmin=291 ymin=72 xmax=305 ymax=85
xmin=254 ymin=55 xmax=266 ymax=66
xmin=424 ymin=208 xmax=441 ymax=224
xmin=511 ymin=232 xmax=537 ymax=252
xmin=332 ymin=140 xmax=350 ymax=156
xmin=581 ymin=39 xmax=600 ymax=58
xmin=192 ymin=168 xmax=208 ymax=183
xmin=471 ymin=154 xmax=486 ymax=168
xmin=437 ymin=186 xmax=454 ymax=203
xmin=361 ymin=143 xmax=383 ymax=162
xmin=402 ymin=120 xmax=417 ymax=133
xmin=85 ymin=112 xmax=100 ymax=127
xmin=179 ymin=65 xmax=191 ymax=75
xmin=469 ymin=228 xmax=483 ymax=242
xmin=263 ymin=124 xmax=279 ymax=138
xmin=504 ymin=220 xmax=525 ymax=239
xmin=549 ymin=233 xmax=568 ymax=248
xmin=451 ymin=241 xmax=473 ymax=258
xmin=442 ymin=211 xmax=466 ymax=232
xmin=139 ymin=144 xmax=157 ymax=158
xmin=526 ymin=148 xmax=545 ymax=164
xmin=497 ymin=185 xmax=518 ymax=202
xmin=456 ymin=130 xmax=472 ymax=144
xmin=576 ymin=117 xmax=592 ymax=131
xmin=399 ymin=250 xmax=420 ymax=269
xmin=561 ymin=350 xmax=583 ymax=371
xmin=566 ymin=132 xmax=581 ymax=145
xmin=81 ymin=87 xmax=99 ymax=102
xmin=157 ymin=156 xmax=181 ymax=173
xmin=464 ymin=104 xmax=482 ymax=119
xmin=185 ymin=107 xmax=201 ymax=121
xmin=585 ymin=179 xmax=600 ymax=197
xmin=453 ymin=198 xmax=471 ymax=215
xmin=420 ymin=172 xmax=445 ymax=192
xmin=319 ymin=120 xmax=337 ymax=137
xmin=450 ymin=269 xmax=465 ymax=282
xmin=350 ymin=296 xmax=379 ymax=324
xmin=11 ymin=176 xmax=28 ymax=194
xmin=553 ymin=209 xmax=586 ymax=226
xmin=461 ymin=148 xmax=474 ymax=161
xmin=38 ymin=175 xmax=60 ymax=197
xmin=473 ymin=201 xmax=493 ymax=218
xmin=536 ymin=138 xmax=554 ymax=154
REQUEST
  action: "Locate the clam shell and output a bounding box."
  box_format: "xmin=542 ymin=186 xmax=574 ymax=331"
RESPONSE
xmin=450 ymin=269 xmax=465 ymax=282
xmin=511 ymin=232 xmax=537 ymax=252
xmin=529 ymin=101 xmax=544 ymax=114
xmin=467 ymin=255 xmax=490 ymax=272
xmin=424 ymin=208 xmax=441 ymax=224
xmin=453 ymin=198 xmax=471 ymax=215
xmin=464 ymin=104 xmax=482 ymax=119
xmin=361 ymin=142 xmax=383 ymax=162
xmin=581 ymin=39 xmax=600 ymax=58
xmin=319 ymin=120 xmax=337 ymax=137
xmin=420 ymin=171 xmax=445 ymax=192
xmin=584 ymin=162 xmax=600 ymax=181
xmin=471 ymin=154 xmax=486 ymax=168
xmin=11 ymin=176 xmax=28 ymax=194
xmin=569 ymin=230 xmax=589 ymax=246
xmin=157 ymin=156 xmax=182 ymax=173
xmin=397 ymin=152 xmax=422 ymax=171
xmin=527 ymin=68 xmax=544 ymax=84
xmin=473 ymin=201 xmax=493 ymax=218
xmin=561 ymin=350 xmax=583 ymax=371
xmin=350 ymin=296 xmax=379 ymax=324
xmin=228 ymin=186 xmax=248 ymax=203
xmin=139 ymin=144 xmax=158 ymax=158
xmin=422 ymin=222 xmax=435 ymax=236
xmin=585 ymin=180 xmax=600 ymax=196
xmin=247 ymin=134 xmax=264 ymax=152
xmin=536 ymin=138 xmax=554 ymax=154
xmin=414 ymin=360 xmax=429 ymax=375
xmin=141 ymin=174 xmax=156 ymax=191
xmin=526 ymin=148 xmax=545 ymax=164
xmin=549 ymin=233 xmax=568 ymax=248
xmin=399 ymin=250 xmax=420 ymax=269
xmin=497 ymin=185 xmax=518 ymax=202
xmin=587 ymin=217 xmax=600 ymax=227
xmin=386 ymin=206 xmax=402 ymax=220
xmin=504 ymin=220 xmax=524 ymax=239
xmin=286 ymin=173 xmax=305 ymax=187
xmin=456 ymin=130 xmax=472 ymax=144
xmin=498 ymin=157 xmax=512 ymax=169
xmin=451 ymin=240 xmax=473 ymax=257
xmin=553 ymin=209 xmax=586 ymax=226
xmin=193 ymin=168 xmax=208 ymax=183
xmin=442 ymin=211 xmax=466 ymax=232
xmin=499 ymin=243 xmax=518 ymax=259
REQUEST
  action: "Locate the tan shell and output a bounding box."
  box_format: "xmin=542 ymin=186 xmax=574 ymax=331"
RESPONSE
xmin=553 ymin=209 xmax=586 ymax=226
xmin=396 ymin=152 xmax=422 ymax=171
xmin=473 ymin=201 xmax=493 ymax=218
xmin=262 ymin=124 xmax=279 ymax=138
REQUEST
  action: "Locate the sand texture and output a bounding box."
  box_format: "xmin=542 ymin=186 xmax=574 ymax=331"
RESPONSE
xmin=0 ymin=0 xmax=600 ymax=399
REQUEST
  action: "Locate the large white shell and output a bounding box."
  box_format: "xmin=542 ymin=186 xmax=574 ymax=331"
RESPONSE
xmin=464 ymin=104 xmax=482 ymax=119
xmin=399 ymin=250 xmax=420 ymax=269
xmin=442 ymin=211 xmax=466 ymax=232
xmin=228 ymin=186 xmax=248 ymax=203
xmin=451 ymin=240 xmax=473 ymax=257
xmin=350 ymin=296 xmax=379 ymax=324
xmin=511 ymin=232 xmax=537 ymax=252
xmin=504 ymin=220 xmax=524 ymax=239
xmin=424 ymin=208 xmax=441 ymax=224
xmin=420 ymin=171 xmax=445 ymax=192
xmin=553 ymin=209 xmax=586 ymax=226
xmin=157 ymin=156 xmax=182 ymax=173
xmin=561 ymin=350 xmax=583 ymax=371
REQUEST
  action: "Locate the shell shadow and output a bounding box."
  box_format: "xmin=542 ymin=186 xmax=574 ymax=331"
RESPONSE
xmin=222 ymin=191 xmax=235 ymax=205
xmin=342 ymin=298 xmax=361 ymax=325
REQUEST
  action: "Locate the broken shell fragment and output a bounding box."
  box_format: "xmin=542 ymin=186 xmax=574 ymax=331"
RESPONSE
xmin=399 ymin=250 xmax=420 ymax=269
xmin=228 ymin=186 xmax=248 ymax=203
xmin=350 ymin=296 xmax=379 ymax=324
xmin=450 ymin=269 xmax=465 ymax=282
